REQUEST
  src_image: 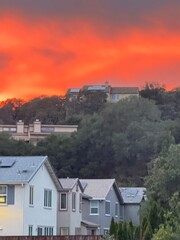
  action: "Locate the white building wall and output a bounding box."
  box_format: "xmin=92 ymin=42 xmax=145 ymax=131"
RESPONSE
xmin=23 ymin=164 xmax=58 ymax=236
xmin=0 ymin=185 xmax=24 ymax=236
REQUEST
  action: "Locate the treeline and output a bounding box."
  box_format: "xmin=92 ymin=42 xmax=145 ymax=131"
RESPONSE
xmin=0 ymin=83 xmax=180 ymax=186
xmin=0 ymin=83 xmax=180 ymax=238
xmin=0 ymin=83 xmax=179 ymax=125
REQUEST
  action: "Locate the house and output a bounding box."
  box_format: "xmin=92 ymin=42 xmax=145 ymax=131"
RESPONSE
xmin=108 ymin=87 xmax=139 ymax=103
xmin=0 ymin=119 xmax=78 ymax=145
xmin=66 ymin=83 xmax=139 ymax=104
xmin=119 ymin=187 xmax=146 ymax=226
xmin=66 ymin=88 xmax=80 ymax=102
xmin=0 ymin=156 xmax=62 ymax=236
xmin=58 ymin=178 xmax=84 ymax=235
xmin=80 ymin=179 xmax=124 ymax=235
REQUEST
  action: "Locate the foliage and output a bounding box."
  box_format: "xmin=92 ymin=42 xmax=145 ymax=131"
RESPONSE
xmin=145 ymin=144 xmax=180 ymax=206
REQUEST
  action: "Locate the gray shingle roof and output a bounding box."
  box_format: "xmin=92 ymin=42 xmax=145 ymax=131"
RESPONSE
xmin=0 ymin=156 xmax=47 ymax=184
xmin=80 ymin=179 xmax=116 ymax=199
xmin=110 ymin=87 xmax=139 ymax=94
xmin=119 ymin=187 xmax=146 ymax=204
xmin=59 ymin=178 xmax=78 ymax=189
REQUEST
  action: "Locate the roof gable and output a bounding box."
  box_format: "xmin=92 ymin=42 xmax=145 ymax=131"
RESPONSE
xmin=119 ymin=187 xmax=146 ymax=204
xmin=0 ymin=156 xmax=62 ymax=190
xmin=59 ymin=178 xmax=83 ymax=192
xmin=80 ymin=179 xmax=123 ymax=203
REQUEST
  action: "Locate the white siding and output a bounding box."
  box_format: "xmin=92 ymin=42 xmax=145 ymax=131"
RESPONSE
xmin=23 ymin=164 xmax=58 ymax=235
xmin=0 ymin=185 xmax=24 ymax=236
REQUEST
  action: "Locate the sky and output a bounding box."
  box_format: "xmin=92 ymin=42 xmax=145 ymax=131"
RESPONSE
xmin=0 ymin=0 xmax=180 ymax=101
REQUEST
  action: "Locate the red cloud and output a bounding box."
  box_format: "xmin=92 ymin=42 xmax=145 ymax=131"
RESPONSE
xmin=0 ymin=14 xmax=180 ymax=100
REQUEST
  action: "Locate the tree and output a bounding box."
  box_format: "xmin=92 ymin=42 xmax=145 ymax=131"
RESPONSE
xmin=145 ymin=144 xmax=180 ymax=206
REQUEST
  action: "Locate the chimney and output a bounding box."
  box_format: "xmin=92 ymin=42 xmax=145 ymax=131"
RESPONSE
xmin=33 ymin=119 xmax=41 ymax=133
xmin=16 ymin=120 xmax=24 ymax=134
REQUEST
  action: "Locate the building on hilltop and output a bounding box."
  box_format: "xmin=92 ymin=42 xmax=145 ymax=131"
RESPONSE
xmin=0 ymin=119 xmax=78 ymax=145
xmin=66 ymin=82 xmax=139 ymax=103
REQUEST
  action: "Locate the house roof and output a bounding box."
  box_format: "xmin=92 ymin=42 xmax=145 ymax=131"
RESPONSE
xmin=59 ymin=178 xmax=83 ymax=192
xmin=110 ymin=87 xmax=139 ymax=94
xmin=69 ymin=88 xmax=80 ymax=93
xmin=0 ymin=156 xmax=62 ymax=190
xmin=119 ymin=187 xmax=146 ymax=204
xmin=80 ymin=179 xmax=123 ymax=203
xmin=81 ymin=220 xmax=100 ymax=228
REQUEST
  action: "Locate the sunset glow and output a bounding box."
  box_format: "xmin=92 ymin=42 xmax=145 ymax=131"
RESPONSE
xmin=0 ymin=1 xmax=180 ymax=101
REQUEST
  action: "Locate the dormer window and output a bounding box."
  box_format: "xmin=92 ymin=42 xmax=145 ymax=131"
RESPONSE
xmin=0 ymin=185 xmax=7 ymax=204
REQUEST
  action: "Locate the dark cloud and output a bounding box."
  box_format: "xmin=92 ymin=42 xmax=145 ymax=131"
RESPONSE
xmin=0 ymin=0 xmax=179 ymax=31
xmin=0 ymin=53 xmax=11 ymax=70
xmin=34 ymin=48 xmax=76 ymax=66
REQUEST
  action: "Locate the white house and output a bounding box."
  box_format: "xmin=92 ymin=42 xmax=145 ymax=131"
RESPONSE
xmin=0 ymin=156 xmax=62 ymax=236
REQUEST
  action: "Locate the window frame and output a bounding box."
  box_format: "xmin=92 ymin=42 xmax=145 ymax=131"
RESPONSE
xmin=90 ymin=200 xmax=99 ymax=215
xmin=72 ymin=192 xmax=76 ymax=211
xmin=105 ymin=200 xmax=111 ymax=216
xmin=44 ymin=189 xmax=52 ymax=208
xmin=0 ymin=185 xmax=7 ymax=205
xmin=29 ymin=185 xmax=34 ymax=206
xmin=28 ymin=225 xmax=33 ymax=236
xmin=115 ymin=202 xmax=119 ymax=217
xmin=79 ymin=193 xmax=82 ymax=213
xmin=60 ymin=192 xmax=68 ymax=211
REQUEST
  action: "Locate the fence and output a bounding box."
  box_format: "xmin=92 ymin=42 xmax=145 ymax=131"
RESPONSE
xmin=0 ymin=236 xmax=102 ymax=240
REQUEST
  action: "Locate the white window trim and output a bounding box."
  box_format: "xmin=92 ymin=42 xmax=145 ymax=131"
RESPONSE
xmin=90 ymin=200 xmax=99 ymax=215
xmin=0 ymin=185 xmax=7 ymax=205
xmin=79 ymin=193 xmax=82 ymax=213
xmin=115 ymin=202 xmax=119 ymax=217
xmin=29 ymin=185 xmax=34 ymax=206
xmin=60 ymin=192 xmax=68 ymax=211
xmin=105 ymin=200 xmax=111 ymax=216
xmin=44 ymin=189 xmax=52 ymax=208
xmin=72 ymin=192 xmax=76 ymax=212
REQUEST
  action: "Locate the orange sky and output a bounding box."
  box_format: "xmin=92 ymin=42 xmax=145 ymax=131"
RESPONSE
xmin=0 ymin=1 xmax=180 ymax=101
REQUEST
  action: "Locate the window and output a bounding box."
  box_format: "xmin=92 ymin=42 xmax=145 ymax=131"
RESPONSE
xmin=105 ymin=200 xmax=110 ymax=215
xmin=44 ymin=227 xmax=53 ymax=236
xmin=0 ymin=185 xmax=7 ymax=204
xmin=29 ymin=186 xmax=34 ymax=206
xmin=104 ymin=229 xmax=109 ymax=235
xmin=37 ymin=227 xmax=43 ymax=236
xmin=115 ymin=202 xmax=119 ymax=217
xmin=37 ymin=226 xmax=53 ymax=236
xmin=44 ymin=189 xmax=52 ymax=208
xmin=28 ymin=225 xmax=33 ymax=236
xmin=60 ymin=227 xmax=69 ymax=235
xmin=90 ymin=200 xmax=99 ymax=215
xmin=79 ymin=193 xmax=82 ymax=212
xmin=72 ymin=192 xmax=76 ymax=211
xmin=60 ymin=193 xmax=67 ymax=210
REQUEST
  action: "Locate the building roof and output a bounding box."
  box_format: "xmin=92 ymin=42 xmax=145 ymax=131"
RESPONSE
xmin=110 ymin=87 xmax=139 ymax=94
xmin=0 ymin=156 xmax=62 ymax=190
xmin=80 ymin=179 xmax=123 ymax=203
xmin=81 ymin=220 xmax=100 ymax=228
xmin=59 ymin=178 xmax=83 ymax=192
xmin=119 ymin=187 xmax=146 ymax=204
xmin=69 ymin=88 xmax=80 ymax=93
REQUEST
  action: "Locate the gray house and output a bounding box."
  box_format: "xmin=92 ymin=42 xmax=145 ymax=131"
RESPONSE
xmin=80 ymin=179 xmax=124 ymax=235
xmin=58 ymin=178 xmax=84 ymax=235
xmin=119 ymin=187 xmax=146 ymax=226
